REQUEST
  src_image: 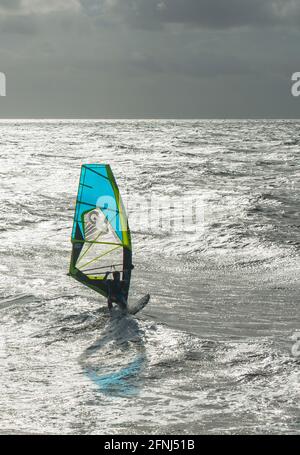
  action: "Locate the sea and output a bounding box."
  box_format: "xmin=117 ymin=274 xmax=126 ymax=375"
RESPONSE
xmin=0 ymin=119 xmax=299 ymax=434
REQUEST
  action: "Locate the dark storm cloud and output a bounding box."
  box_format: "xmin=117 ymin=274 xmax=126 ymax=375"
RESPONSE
xmin=0 ymin=0 xmax=299 ymax=117
xmin=80 ymin=0 xmax=300 ymax=29
xmin=0 ymin=15 xmax=37 ymax=34
xmin=130 ymin=51 xmax=254 ymax=78
xmin=0 ymin=0 xmax=21 ymax=9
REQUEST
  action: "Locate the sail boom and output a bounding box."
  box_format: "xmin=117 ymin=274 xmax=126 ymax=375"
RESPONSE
xmin=71 ymin=239 xmax=129 ymax=247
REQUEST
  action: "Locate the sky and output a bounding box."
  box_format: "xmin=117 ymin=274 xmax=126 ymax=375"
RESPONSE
xmin=0 ymin=0 xmax=300 ymax=118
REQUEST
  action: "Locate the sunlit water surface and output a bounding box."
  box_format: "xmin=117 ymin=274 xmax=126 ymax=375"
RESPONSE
xmin=0 ymin=120 xmax=299 ymax=434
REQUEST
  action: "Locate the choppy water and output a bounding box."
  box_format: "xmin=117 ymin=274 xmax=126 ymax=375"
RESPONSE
xmin=0 ymin=120 xmax=299 ymax=434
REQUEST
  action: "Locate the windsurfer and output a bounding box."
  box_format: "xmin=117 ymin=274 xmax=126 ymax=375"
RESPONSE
xmin=104 ymin=270 xmax=128 ymax=312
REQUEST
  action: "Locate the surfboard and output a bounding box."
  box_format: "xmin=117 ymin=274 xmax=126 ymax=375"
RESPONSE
xmin=128 ymin=294 xmax=150 ymax=315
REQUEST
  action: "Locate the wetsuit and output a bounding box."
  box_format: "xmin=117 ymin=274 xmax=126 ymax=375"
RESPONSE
xmin=104 ymin=265 xmax=134 ymax=312
xmin=106 ymin=277 xmax=127 ymax=311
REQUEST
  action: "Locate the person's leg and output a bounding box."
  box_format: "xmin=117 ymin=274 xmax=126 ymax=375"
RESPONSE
xmin=117 ymin=295 xmax=127 ymax=312
xmin=107 ymin=281 xmax=113 ymax=312
xmin=108 ymin=297 xmax=113 ymax=312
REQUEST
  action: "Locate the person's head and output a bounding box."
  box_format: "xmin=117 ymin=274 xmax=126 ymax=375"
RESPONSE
xmin=113 ymin=271 xmax=120 ymax=281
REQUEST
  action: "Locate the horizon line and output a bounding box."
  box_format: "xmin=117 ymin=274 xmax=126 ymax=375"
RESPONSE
xmin=0 ymin=117 xmax=300 ymax=121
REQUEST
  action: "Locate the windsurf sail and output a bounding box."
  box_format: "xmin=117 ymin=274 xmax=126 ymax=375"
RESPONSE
xmin=69 ymin=164 xmax=132 ymax=299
